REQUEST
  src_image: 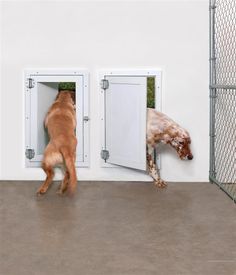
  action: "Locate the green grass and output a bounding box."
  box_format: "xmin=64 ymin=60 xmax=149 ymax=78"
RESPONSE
xmin=147 ymin=77 xmax=155 ymax=108
xmin=58 ymin=82 xmax=75 ymax=91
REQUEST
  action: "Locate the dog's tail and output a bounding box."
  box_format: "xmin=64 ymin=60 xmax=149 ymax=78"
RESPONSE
xmin=60 ymin=146 xmax=77 ymax=196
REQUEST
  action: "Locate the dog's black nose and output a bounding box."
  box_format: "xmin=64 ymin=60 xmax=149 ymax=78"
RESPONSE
xmin=187 ymin=155 xmax=193 ymax=160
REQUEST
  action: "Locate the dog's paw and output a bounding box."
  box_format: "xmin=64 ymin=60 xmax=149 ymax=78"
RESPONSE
xmin=56 ymin=183 xmax=68 ymax=195
xmin=67 ymin=184 xmax=77 ymax=198
xmin=56 ymin=188 xmax=65 ymax=196
xmin=154 ymin=179 xmax=167 ymax=188
xmin=36 ymin=187 xmax=47 ymax=196
xmin=56 ymin=190 xmax=63 ymax=196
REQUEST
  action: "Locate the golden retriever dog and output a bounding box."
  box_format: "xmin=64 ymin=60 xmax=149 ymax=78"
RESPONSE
xmin=37 ymin=90 xmax=77 ymax=196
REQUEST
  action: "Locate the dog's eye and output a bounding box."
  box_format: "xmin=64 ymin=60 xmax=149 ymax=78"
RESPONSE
xmin=179 ymin=141 xmax=185 ymax=145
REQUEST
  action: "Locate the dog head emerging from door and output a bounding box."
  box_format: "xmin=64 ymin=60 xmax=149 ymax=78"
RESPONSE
xmin=56 ymin=90 xmax=76 ymax=105
xmin=147 ymin=108 xmax=193 ymax=160
xmin=37 ymin=90 xmax=77 ymax=197
xmin=169 ymin=136 xmax=193 ymax=160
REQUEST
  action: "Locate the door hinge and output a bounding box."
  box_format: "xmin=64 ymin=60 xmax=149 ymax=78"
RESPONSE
xmin=26 ymin=78 xmax=35 ymax=89
xmin=83 ymin=116 xmax=90 ymax=122
xmin=101 ymin=149 xmax=109 ymax=160
xmin=25 ymin=149 xmax=35 ymax=160
xmin=100 ymin=79 xmax=109 ymax=90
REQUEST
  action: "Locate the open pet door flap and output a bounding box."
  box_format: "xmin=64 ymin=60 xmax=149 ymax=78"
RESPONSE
xmin=104 ymin=76 xmax=147 ymax=171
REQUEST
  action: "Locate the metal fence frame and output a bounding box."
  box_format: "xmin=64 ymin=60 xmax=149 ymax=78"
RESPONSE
xmin=209 ymin=0 xmax=236 ymax=201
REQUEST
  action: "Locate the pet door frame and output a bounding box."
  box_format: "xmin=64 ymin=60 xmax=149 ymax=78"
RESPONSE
xmin=99 ymin=69 xmax=162 ymax=169
xmin=24 ymin=69 xmax=89 ymax=168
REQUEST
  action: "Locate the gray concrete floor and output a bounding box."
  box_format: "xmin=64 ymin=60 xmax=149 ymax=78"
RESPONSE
xmin=0 ymin=181 xmax=236 ymax=275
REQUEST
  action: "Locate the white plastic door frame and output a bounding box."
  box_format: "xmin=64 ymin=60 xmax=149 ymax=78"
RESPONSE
xmin=24 ymin=69 xmax=89 ymax=168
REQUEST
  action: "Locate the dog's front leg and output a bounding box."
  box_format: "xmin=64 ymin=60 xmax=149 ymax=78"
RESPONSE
xmin=147 ymin=145 xmax=167 ymax=188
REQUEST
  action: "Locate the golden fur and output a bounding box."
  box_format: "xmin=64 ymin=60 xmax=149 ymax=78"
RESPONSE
xmin=37 ymin=91 xmax=77 ymax=196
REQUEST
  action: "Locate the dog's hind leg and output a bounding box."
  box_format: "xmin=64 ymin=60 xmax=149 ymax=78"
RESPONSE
xmin=37 ymin=144 xmax=62 ymax=195
xmin=37 ymin=162 xmax=55 ymax=195
xmin=57 ymin=170 xmax=69 ymax=195
xmin=61 ymin=148 xmax=77 ymax=196
xmin=147 ymin=145 xmax=167 ymax=188
xmin=66 ymin=156 xmax=77 ymax=196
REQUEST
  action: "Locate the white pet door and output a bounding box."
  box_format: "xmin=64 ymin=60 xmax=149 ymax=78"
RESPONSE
xmin=25 ymin=70 xmax=89 ymax=167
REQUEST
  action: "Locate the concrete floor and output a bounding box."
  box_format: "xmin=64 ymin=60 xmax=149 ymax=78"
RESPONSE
xmin=0 ymin=181 xmax=236 ymax=275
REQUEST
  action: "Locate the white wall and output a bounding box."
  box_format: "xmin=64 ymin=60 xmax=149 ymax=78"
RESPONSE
xmin=0 ymin=1 xmax=2 ymax=179
xmin=0 ymin=0 xmax=209 ymax=182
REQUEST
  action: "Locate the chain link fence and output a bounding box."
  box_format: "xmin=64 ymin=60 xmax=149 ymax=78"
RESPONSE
xmin=210 ymin=0 xmax=236 ymax=201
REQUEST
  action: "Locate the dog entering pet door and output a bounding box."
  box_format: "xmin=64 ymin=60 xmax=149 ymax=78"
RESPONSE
xmin=25 ymin=70 xmax=89 ymax=168
xmin=100 ymin=70 xmax=162 ymax=171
